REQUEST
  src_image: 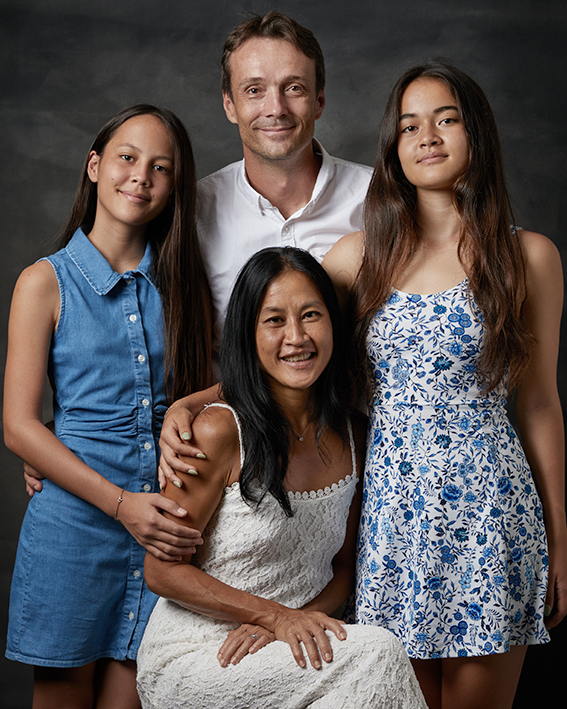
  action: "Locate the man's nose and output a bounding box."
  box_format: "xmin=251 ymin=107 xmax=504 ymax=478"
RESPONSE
xmin=264 ymin=88 xmax=288 ymax=118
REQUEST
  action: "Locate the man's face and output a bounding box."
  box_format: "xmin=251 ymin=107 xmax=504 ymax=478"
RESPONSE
xmin=223 ymin=37 xmax=325 ymax=164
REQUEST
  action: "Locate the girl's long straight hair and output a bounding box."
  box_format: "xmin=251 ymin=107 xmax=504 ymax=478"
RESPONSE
xmin=354 ymin=61 xmax=534 ymax=395
xmin=220 ymin=247 xmax=348 ymax=516
xmin=59 ymin=105 xmax=212 ymax=401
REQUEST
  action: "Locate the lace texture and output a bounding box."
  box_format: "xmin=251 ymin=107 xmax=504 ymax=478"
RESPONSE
xmin=137 ymin=406 xmax=426 ymax=708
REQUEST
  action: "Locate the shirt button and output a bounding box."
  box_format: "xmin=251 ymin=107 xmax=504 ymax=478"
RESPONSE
xmin=129 ymin=611 xmax=135 ymax=620
xmin=129 ymin=314 xmax=137 ymax=322
xmin=138 ymin=354 xmax=145 ymax=363
xmin=133 ymin=569 xmax=141 ymax=578
xmin=143 ymin=483 xmax=151 ymax=492
xmin=142 ymin=398 xmax=150 ymax=407
xmin=144 ymin=441 xmax=151 ymax=450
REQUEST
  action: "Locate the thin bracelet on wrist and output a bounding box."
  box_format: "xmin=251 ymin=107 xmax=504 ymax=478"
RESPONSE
xmin=114 ymin=488 xmax=126 ymax=521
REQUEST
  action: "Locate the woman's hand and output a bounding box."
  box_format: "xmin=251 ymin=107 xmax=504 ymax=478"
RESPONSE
xmin=272 ymin=608 xmax=347 ymax=669
xmin=544 ymin=526 xmax=567 ymax=629
xmin=116 ymin=490 xmax=203 ymax=561
xmin=217 ymin=624 xmax=275 ymax=667
xmin=24 ymin=461 xmax=45 ymax=496
xmin=158 ymin=405 xmax=201 ymax=490
xmin=22 ymin=421 xmax=55 ymax=497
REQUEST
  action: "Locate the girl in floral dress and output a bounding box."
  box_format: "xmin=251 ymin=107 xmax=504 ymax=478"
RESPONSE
xmin=323 ymin=61 xmax=566 ymax=709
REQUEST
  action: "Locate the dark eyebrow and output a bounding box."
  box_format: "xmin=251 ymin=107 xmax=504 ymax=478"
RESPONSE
xmin=259 ymin=299 xmax=325 ymax=314
xmin=116 ymin=143 xmax=173 ymax=162
xmin=399 ymin=105 xmax=459 ymax=122
xmin=237 ymin=74 xmax=307 ymax=90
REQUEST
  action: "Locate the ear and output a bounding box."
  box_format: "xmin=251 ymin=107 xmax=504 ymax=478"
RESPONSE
xmin=87 ymin=150 xmax=100 ymax=183
xmin=314 ymin=89 xmax=325 ymax=121
xmin=222 ymin=92 xmax=239 ymax=125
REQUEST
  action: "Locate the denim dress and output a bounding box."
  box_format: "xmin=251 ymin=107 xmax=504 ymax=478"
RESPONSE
xmin=6 ymin=229 xmax=166 ymax=667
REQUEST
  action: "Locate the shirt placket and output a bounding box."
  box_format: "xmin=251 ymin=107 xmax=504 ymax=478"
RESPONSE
xmin=119 ymin=273 xmax=156 ymax=644
xmin=281 ymin=218 xmax=295 ymax=247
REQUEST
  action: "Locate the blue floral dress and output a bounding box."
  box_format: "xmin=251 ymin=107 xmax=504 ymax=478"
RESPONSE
xmin=355 ymin=279 xmax=550 ymax=659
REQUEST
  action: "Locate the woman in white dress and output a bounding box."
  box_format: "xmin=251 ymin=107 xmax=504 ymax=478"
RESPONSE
xmin=136 ymin=247 xmax=426 ymax=708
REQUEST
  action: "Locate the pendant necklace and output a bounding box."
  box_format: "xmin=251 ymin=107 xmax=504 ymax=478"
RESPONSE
xmin=291 ymin=422 xmax=312 ymax=442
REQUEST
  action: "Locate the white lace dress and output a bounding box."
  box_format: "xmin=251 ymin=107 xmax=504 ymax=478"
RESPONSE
xmin=137 ymin=404 xmax=426 ymax=708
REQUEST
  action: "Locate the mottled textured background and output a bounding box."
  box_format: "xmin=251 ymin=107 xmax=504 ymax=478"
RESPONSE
xmin=1 ymin=0 xmax=565 ymax=706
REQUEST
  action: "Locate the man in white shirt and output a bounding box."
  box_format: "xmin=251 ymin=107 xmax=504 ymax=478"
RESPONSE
xmin=23 ymin=12 xmax=372 ymax=494
xmin=198 ymin=11 xmax=372 ymax=340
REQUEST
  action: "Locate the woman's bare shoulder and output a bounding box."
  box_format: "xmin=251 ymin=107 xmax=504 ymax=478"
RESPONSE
xmin=190 ymin=403 xmax=241 ymax=464
xmin=14 ymin=260 xmax=58 ymax=297
xmin=10 ymin=260 xmax=60 ymax=328
xmin=322 ymin=231 xmax=365 ymax=292
xmin=517 ymin=229 xmax=563 ymax=287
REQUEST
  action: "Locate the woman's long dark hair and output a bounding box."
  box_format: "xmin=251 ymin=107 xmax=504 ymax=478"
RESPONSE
xmin=59 ymin=105 xmax=212 ymax=401
xmin=220 ymin=247 xmax=348 ymax=516
xmin=354 ymin=61 xmax=534 ymax=394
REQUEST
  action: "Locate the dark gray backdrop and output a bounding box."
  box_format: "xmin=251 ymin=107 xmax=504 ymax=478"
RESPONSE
xmin=1 ymin=1 xmax=565 ymax=706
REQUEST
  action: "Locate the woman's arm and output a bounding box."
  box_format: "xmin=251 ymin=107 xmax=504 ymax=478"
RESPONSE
xmin=145 ymin=406 xmax=348 ymax=669
xmin=302 ymin=412 xmax=366 ymax=614
xmin=3 ymin=263 xmax=202 ymax=561
xmin=515 ymin=230 xmax=566 ymax=629
xmin=321 ymin=230 xmax=364 ymax=307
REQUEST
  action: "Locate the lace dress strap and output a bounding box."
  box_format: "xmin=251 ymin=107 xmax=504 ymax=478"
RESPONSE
xmin=202 ymin=402 xmax=246 ymax=470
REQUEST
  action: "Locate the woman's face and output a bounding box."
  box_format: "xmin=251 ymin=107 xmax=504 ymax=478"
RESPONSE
xmin=397 ymin=77 xmax=469 ymax=193
xmin=87 ymin=114 xmax=174 ymax=232
xmin=255 ymin=269 xmax=333 ymax=397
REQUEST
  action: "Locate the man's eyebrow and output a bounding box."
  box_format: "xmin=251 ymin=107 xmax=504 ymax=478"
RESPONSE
xmin=399 ymin=105 xmax=459 ymax=121
xmin=236 ymin=74 xmax=307 ymax=89
xmin=237 ymin=76 xmax=264 ymax=89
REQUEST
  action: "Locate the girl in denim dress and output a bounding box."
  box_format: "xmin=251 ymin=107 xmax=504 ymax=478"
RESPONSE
xmin=4 ymin=106 xmax=212 ymax=707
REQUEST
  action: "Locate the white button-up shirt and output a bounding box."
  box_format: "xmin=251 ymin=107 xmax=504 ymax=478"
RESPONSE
xmin=197 ymin=141 xmax=372 ymax=344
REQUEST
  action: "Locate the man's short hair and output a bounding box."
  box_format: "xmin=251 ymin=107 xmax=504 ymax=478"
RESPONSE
xmin=221 ymin=11 xmax=325 ymax=98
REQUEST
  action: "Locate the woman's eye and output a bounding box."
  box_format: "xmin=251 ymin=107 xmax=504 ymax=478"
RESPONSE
xmin=401 ymin=125 xmax=416 ymax=133
xmin=120 ymin=154 xmax=134 ymax=161
xmin=153 ymin=164 xmax=169 ymax=173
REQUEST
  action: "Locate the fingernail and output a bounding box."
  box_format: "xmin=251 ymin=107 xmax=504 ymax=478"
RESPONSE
xmin=159 ymin=482 xmax=163 ymax=490
xmin=177 ymin=507 xmax=187 ymax=515
xmin=324 ymin=652 xmax=331 ymax=661
xmin=187 ymin=468 xmax=199 ymax=476
xmin=182 ymin=432 xmax=191 ymax=440
xmin=196 ymin=453 xmax=207 ymax=460
xmin=173 ymin=480 xmax=182 ymax=488
xmin=545 ymin=604 xmax=552 ymax=617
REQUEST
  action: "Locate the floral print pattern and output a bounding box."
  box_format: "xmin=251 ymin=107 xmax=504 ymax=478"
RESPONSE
xmin=355 ymin=280 xmax=549 ymax=658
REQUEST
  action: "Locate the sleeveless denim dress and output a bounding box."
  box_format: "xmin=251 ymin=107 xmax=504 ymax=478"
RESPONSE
xmin=6 ymin=229 xmax=166 ymax=667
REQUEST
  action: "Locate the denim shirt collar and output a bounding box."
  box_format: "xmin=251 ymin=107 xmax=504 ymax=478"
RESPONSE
xmin=65 ymin=228 xmax=157 ymax=296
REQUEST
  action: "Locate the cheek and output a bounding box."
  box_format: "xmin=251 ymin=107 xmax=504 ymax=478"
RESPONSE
xmin=396 ymin=143 xmax=412 ymax=179
xmin=255 ymin=332 xmax=276 ymax=371
xmin=315 ymin=326 xmax=334 ymax=366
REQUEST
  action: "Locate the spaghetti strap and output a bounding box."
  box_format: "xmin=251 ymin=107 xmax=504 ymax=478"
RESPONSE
xmin=203 ymin=402 xmax=246 ymax=470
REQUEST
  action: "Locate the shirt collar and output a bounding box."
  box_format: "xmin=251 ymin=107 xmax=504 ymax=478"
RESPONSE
xmin=65 ymin=228 xmax=157 ymax=296
xmin=239 ymin=139 xmax=336 ymax=219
